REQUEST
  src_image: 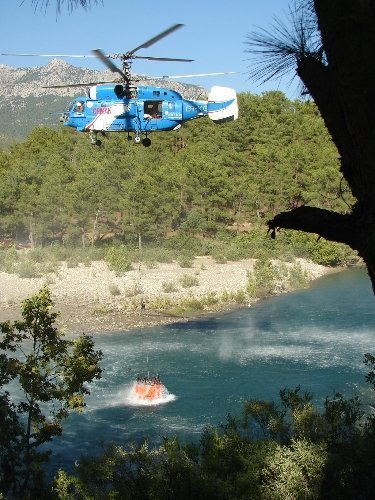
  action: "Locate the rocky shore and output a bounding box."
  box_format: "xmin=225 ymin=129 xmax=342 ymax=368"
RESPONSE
xmin=0 ymin=256 xmax=334 ymax=335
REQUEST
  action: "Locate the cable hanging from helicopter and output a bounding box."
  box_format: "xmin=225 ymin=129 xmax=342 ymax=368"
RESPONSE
xmin=1 ymin=24 xmax=238 ymax=147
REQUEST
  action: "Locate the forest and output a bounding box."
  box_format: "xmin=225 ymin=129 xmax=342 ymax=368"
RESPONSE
xmin=0 ymin=91 xmax=357 ymax=269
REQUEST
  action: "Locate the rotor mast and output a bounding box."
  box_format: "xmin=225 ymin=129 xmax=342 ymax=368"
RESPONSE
xmin=91 ymin=24 xmax=193 ymax=90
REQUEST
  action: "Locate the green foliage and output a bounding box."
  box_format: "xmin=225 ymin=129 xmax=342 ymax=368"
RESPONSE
xmin=14 ymin=260 xmax=42 ymax=278
xmin=0 ymin=91 xmax=358 ymax=263
xmin=108 ymin=283 xmax=121 ymax=296
xmin=0 ymin=286 xmax=102 ymax=498
xmin=287 ymin=261 xmax=309 ymax=290
xmin=309 ymin=239 xmax=344 ymax=266
xmin=262 ymin=438 xmax=327 ymax=499
xmin=247 ymin=259 xmax=280 ymax=298
xmin=364 ymin=353 xmax=375 ymax=391
xmin=49 ymin=363 xmax=375 ymax=500
xmin=105 ymin=245 xmax=133 ymax=275
xmin=180 ymin=273 xmax=199 ymax=288
xmin=177 ymin=255 xmax=194 ymax=268
xmin=0 ymin=247 xmax=19 ymax=273
xmin=161 ymin=281 xmax=178 ymax=293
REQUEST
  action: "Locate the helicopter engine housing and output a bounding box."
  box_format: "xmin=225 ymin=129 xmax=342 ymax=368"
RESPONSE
xmin=207 ymin=86 xmax=238 ymax=123
xmin=88 ymin=84 xmax=126 ymax=101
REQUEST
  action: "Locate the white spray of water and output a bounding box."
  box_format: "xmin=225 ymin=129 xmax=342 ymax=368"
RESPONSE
xmin=109 ymin=383 xmax=176 ymax=407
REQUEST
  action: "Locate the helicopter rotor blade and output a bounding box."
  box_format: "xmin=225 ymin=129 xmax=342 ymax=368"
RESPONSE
xmin=129 ymin=23 xmax=184 ymax=55
xmin=42 ymin=81 xmax=116 ymax=88
xmin=91 ymin=49 xmax=128 ymax=81
xmin=1 ymin=52 xmax=95 ymax=58
xmin=133 ymin=55 xmax=194 ymax=62
xmin=142 ymin=71 xmax=238 ymax=80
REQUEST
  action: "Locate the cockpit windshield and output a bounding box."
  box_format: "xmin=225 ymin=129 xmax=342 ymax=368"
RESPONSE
xmin=73 ymin=101 xmax=85 ymax=114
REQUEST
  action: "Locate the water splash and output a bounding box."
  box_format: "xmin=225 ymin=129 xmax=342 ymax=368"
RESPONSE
xmin=114 ymin=383 xmax=176 ymax=407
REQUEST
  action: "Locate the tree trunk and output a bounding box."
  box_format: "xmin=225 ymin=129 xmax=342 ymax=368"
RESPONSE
xmin=268 ymin=0 xmax=375 ymax=292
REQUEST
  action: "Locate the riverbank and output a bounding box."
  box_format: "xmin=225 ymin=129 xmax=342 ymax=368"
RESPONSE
xmin=0 ymin=256 xmax=338 ymax=335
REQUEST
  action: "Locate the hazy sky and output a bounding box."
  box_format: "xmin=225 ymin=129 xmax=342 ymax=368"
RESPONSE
xmin=1 ymin=0 xmax=297 ymax=95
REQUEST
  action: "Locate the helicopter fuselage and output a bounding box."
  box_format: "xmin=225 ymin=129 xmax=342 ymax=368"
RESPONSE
xmin=62 ymin=83 xmax=238 ymax=146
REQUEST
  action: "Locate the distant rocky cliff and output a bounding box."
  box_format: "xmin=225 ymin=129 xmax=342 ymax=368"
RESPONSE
xmin=0 ymin=59 xmax=205 ymax=146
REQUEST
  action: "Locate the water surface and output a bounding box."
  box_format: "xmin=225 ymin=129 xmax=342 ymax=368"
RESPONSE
xmin=49 ymin=268 xmax=375 ymax=471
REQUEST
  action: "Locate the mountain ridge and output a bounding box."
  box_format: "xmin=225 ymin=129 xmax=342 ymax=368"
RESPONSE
xmin=0 ymin=59 xmax=205 ymax=146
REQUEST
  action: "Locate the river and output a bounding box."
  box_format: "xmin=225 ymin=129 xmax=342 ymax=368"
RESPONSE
xmin=49 ymin=267 xmax=375 ymax=473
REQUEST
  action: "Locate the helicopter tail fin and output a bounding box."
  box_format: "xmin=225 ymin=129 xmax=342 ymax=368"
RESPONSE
xmin=208 ymin=86 xmax=238 ymax=123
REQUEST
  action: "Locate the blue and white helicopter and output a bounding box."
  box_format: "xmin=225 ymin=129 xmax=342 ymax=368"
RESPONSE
xmin=5 ymin=24 xmax=238 ymax=146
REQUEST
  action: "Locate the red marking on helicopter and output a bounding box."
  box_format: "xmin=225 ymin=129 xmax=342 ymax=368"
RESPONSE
xmin=93 ymin=107 xmax=112 ymax=115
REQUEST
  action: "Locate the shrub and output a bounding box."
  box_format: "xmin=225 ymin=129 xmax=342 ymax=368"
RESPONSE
xmin=200 ymin=292 xmax=219 ymax=306
xmin=66 ymin=257 xmax=79 ymax=268
xmin=162 ymin=281 xmax=178 ymax=293
xmin=247 ymin=259 xmax=280 ymax=298
xmin=180 ymin=274 xmax=199 ymax=288
xmin=142 ymin=247 xmax=175 ymax=264
xmin=15 ymin=261 xmax=41 ymax=279
xmin=105 ymin=246 xmax=133 ymax=275
xmin=148 ymin=296 xmax=173 ymax=310
xmin=170 ymin=297 xmax=204 ymax=315
xmin=91 ymin=304 xmax=114 ymax=315
xmin=28 ymin=247 xmax=45 ymax=263
xmin=177 ymin=255 xmax=194 ymax=268
xmin=309 ymin=240 xmax=344 ymax=266
xmin=288 ymin=262 xmax=309 ymax=290
xmin=108 ymin=283 xmax=121 ymax=296
xmin=212 ymin=253 xmax=228 ymax=264
xmin=0 ymin=247 xmax=19 ymax=273
xmin=124 ymin=284 xmax=142 ymax=297
xmin=163 ymin=234 xmax=203 ymax=255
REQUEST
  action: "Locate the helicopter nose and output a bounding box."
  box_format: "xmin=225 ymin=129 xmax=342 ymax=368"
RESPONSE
xmin=60 ymin=112 xmax=69 ymax=123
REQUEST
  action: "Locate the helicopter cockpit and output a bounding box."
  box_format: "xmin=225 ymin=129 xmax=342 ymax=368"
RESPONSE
xmin=74 ymin=101 xmax=85 ymax=114
xmin=144 ymin=101 xmax=162 ymax=119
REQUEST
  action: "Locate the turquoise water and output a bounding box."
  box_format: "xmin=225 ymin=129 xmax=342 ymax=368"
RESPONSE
xmin=50 ymin=268 xmax=375 ymax=472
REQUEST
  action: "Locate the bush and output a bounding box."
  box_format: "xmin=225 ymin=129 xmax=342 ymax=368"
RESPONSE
xmin=15 ymin=261 xmax=41 ymax=279
xmin=141 ymin=246 xmax=175 ymax=264
xmin=105 ymin=246 xmax=133 ymax=275
xmin=124 ymin=284 xmax=142 ymax=297
xmin=66 ymin=257 xmax=79 ymax=268
xmin=309 ymin=240 xmax=344 ymax=266
xmin=163 ymin=234 xmax=204 ymax=255
xmin=162 ymin=281 xmax=178 ymax=293
xmin=212 ymin=252 xmax=227 ymax=264
xmin=0 ymin=247 xmax=19 ymax=273
xmin=288 ymin=261 xmax=309 ymax=290
xmin=108 ymin=283 xmax=121 ymax=296
xmin=247 ymin=259 xmax=280 ymax=298
xmin=180 ymin=274 xmax=199 ymax=288
xmin=177 ymin=255 xmax=194 ymax=268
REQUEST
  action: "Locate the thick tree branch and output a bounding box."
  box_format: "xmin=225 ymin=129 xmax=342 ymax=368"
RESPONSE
xmin=268 ymin=206 xmax=359 ymax=249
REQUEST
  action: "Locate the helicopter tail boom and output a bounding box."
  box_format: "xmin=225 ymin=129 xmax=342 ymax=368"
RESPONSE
xmin=207 ymin=86 xmax=238 ymax=123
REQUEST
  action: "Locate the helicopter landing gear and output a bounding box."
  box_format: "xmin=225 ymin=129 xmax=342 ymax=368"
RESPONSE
xmin=133 ymin=135 xmax=151 ymax=147
xmin=89 ymin=131 xmax=102 ymax=147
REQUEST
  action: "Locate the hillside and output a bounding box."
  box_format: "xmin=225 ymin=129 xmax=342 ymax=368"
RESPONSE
xmin=0 ymin=59 xmax=204 ymax=146
xmin=0 ymin=90 xmax=354 ymax=248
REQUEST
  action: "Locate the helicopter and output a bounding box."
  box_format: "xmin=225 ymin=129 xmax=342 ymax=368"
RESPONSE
xmin=2 ymin=24 xmax=238 ymax=147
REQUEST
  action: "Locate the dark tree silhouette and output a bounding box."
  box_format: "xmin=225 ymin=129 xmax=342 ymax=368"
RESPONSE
xmin=246 ymin=0 xmax=375 ymax=292
xmin=24 ymin=0 xmax=102 ymax=14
